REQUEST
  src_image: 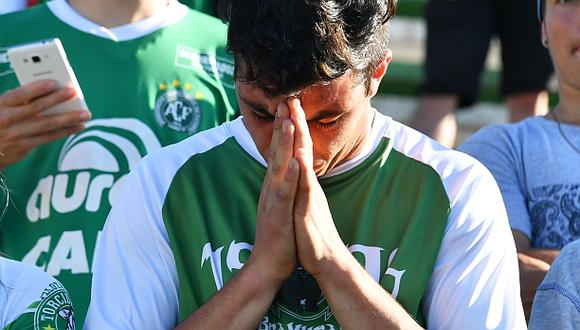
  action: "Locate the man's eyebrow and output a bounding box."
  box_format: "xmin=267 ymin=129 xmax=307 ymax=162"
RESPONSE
xmin=239 ymin=95 xmax=274 ymax=117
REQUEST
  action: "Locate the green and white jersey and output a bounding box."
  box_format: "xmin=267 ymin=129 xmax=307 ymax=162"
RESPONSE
xmin=0 ymin=0 xmax=236 ymax=325
xmin=86 ymin=112 xmax=526 ymax=329
xmin=0 ymin=257 xmax=75 ymax=330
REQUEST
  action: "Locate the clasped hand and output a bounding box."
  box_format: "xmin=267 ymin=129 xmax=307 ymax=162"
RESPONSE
xmin=249 ymin=98 xmax=351 ymax=284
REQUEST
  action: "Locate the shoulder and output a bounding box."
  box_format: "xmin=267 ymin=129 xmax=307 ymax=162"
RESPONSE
xmin=0 ymin=257 xmax=55 ymax=293
xmin=559 ymin=239 xmax=580 ymax=260
xmin=544 ymin=240 xmax=580 ymax=283
xmin=384 ymin=116 xmax=496 ymax=208
xmin=529 ymin=240 xmax=580 ymax=329
xmin=460 ymin=116 xmax=551 ymax=155
xmin=0 ymin=257 xmax=74 ymax=329
xmin=126 ymin=119 xmax=240 ymax=196
xmin=381 ymin=118 xmax=526 ymax=328
xmin=139 ymin=118 xmax=237 ymax=169
xmin=535 ymin=240 xmax=580 ymax=300
xmin=180 ymin=6 xmax=228 ymax=36
xmin=0 ymin=3 xmax=49 ymax=24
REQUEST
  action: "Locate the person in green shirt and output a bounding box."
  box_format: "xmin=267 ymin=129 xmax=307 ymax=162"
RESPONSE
xmin=87 ymin=0 xmax=525 ymax=328
xmin=0 ymin=0 xmax=236 ymax=324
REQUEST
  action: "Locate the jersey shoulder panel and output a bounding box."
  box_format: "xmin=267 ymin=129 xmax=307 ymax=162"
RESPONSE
xmin=176 ymin=8 xmax=228 ymax=43
xmin=385 ymin=118 xmax=494 ymax=207
xmin=133 ymin=118 xmax=239 ymax=196
xmin=0 ymin=3 xmax=51 ymax=27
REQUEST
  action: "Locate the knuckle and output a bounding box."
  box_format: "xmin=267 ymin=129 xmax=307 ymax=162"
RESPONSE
xmin=2 ymin=86 xmax=31 ymax=107
xmin=17 ymin=143 xmax=33 ymax=155
xmin=29 ymin=99 xmax=46 ymax=114
xmin=276 ymin=187 xmax=290 ymax=200
xmin=270 ymin=162 xmax=280 ymax=175
xmin=45 ymin=119 xmax=60 ymax=132
xmin=0 ymin=116 xmax=12 ymax=129
xmin=0 ymin=88 xmax=17 ymax=104
xmin=3 ymin=128 xmax=22 ymax=141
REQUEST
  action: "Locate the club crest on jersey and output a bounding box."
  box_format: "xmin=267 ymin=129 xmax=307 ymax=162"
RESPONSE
xmin=155 ymin=82 xmax=201 ymax=134
xmin=34 ymin=281 xmax=75 ymax=330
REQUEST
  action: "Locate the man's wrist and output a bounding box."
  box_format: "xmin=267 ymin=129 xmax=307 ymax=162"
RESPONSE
xmin=312 ymin=246 xmax=362 ymax=285
xmin=243 ymin=255 xmax=292 ymax=289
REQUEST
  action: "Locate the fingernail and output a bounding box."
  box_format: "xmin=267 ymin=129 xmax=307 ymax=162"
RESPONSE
xmin=289 ymin=158 xmax=298 ymax=171
xmin=65 ymin=87 xmax=76 ymax=97
xmin=282 ymin=120 xmax=289 ymax=134
xmin=79 ymin=111 xmax=91 ymax=120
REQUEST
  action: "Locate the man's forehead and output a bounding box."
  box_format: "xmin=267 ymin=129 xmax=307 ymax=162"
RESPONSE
xmin=237 ymin=74 xmax=352 ymax=102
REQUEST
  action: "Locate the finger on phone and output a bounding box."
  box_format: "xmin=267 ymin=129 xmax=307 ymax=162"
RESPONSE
xmin=0 ymin=80 xmax=58 ymax=107
xmin=14 ymin=110 xmax=88 ymax=137
xmin=24 ymin=86 xmax=78 ymax=116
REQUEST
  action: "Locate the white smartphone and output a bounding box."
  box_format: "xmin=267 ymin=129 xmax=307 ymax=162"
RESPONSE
xmin=7 ymin=38 xmax=89 ymax=116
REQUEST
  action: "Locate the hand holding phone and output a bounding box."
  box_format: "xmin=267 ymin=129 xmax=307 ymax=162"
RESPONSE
xmin=0 ymin=38 xmax=91 ymax=168
xmin=7 ymin=38 xmax=89 ymax=115
xmin=0 ymin=81 xmax=91 ymax=169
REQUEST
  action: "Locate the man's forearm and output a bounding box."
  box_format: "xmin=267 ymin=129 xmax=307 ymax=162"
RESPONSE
xmin=520 ymin=248 xmax=559 ymax=265
xmin=517 ymin=252 xmax=551 ymax=320
xmin=175 ymin=259 xmax=283 ymax=329
xmin=315 ymin=254 xmax=423 ymax=330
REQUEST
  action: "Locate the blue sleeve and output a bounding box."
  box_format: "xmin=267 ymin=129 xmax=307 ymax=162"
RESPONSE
xmin=529 ymin=241 xmax=580 ymax=330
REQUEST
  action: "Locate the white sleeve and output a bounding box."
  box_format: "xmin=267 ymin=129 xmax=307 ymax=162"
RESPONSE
xmin=422 ymin=164 xmax=527 ymax=330
xmin=459 ymin=126 xmax=532 ymax=239
xmin=84 ymin=161 xmax=180 ymax=330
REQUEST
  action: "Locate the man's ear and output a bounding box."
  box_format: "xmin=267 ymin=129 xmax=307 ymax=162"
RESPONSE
xmin=369 ymin=49 xmax=392 ymax=97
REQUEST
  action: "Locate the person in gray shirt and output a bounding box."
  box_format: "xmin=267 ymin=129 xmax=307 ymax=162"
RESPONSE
xmin=529 ymin=239 xmax=580 ymax=329
xmin=459 ymin=0 xmax=580 ymax=319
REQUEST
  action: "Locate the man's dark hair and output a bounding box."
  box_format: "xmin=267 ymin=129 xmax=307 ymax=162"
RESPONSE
xmin=222 ymin=0 xmax=397 ymax=96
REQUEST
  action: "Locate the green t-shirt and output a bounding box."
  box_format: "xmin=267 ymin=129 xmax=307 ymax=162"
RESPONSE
xmin=0 ymin=0 xmax=236 ymax=325
xmin=1 ymin=257 xmax=75 ymax=330
xmin=86 ymin=114 xmax=526 ymax=329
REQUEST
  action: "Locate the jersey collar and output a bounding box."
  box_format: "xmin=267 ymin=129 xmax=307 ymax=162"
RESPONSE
xmin=47 ymin=0 xmax=188 ymax=42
